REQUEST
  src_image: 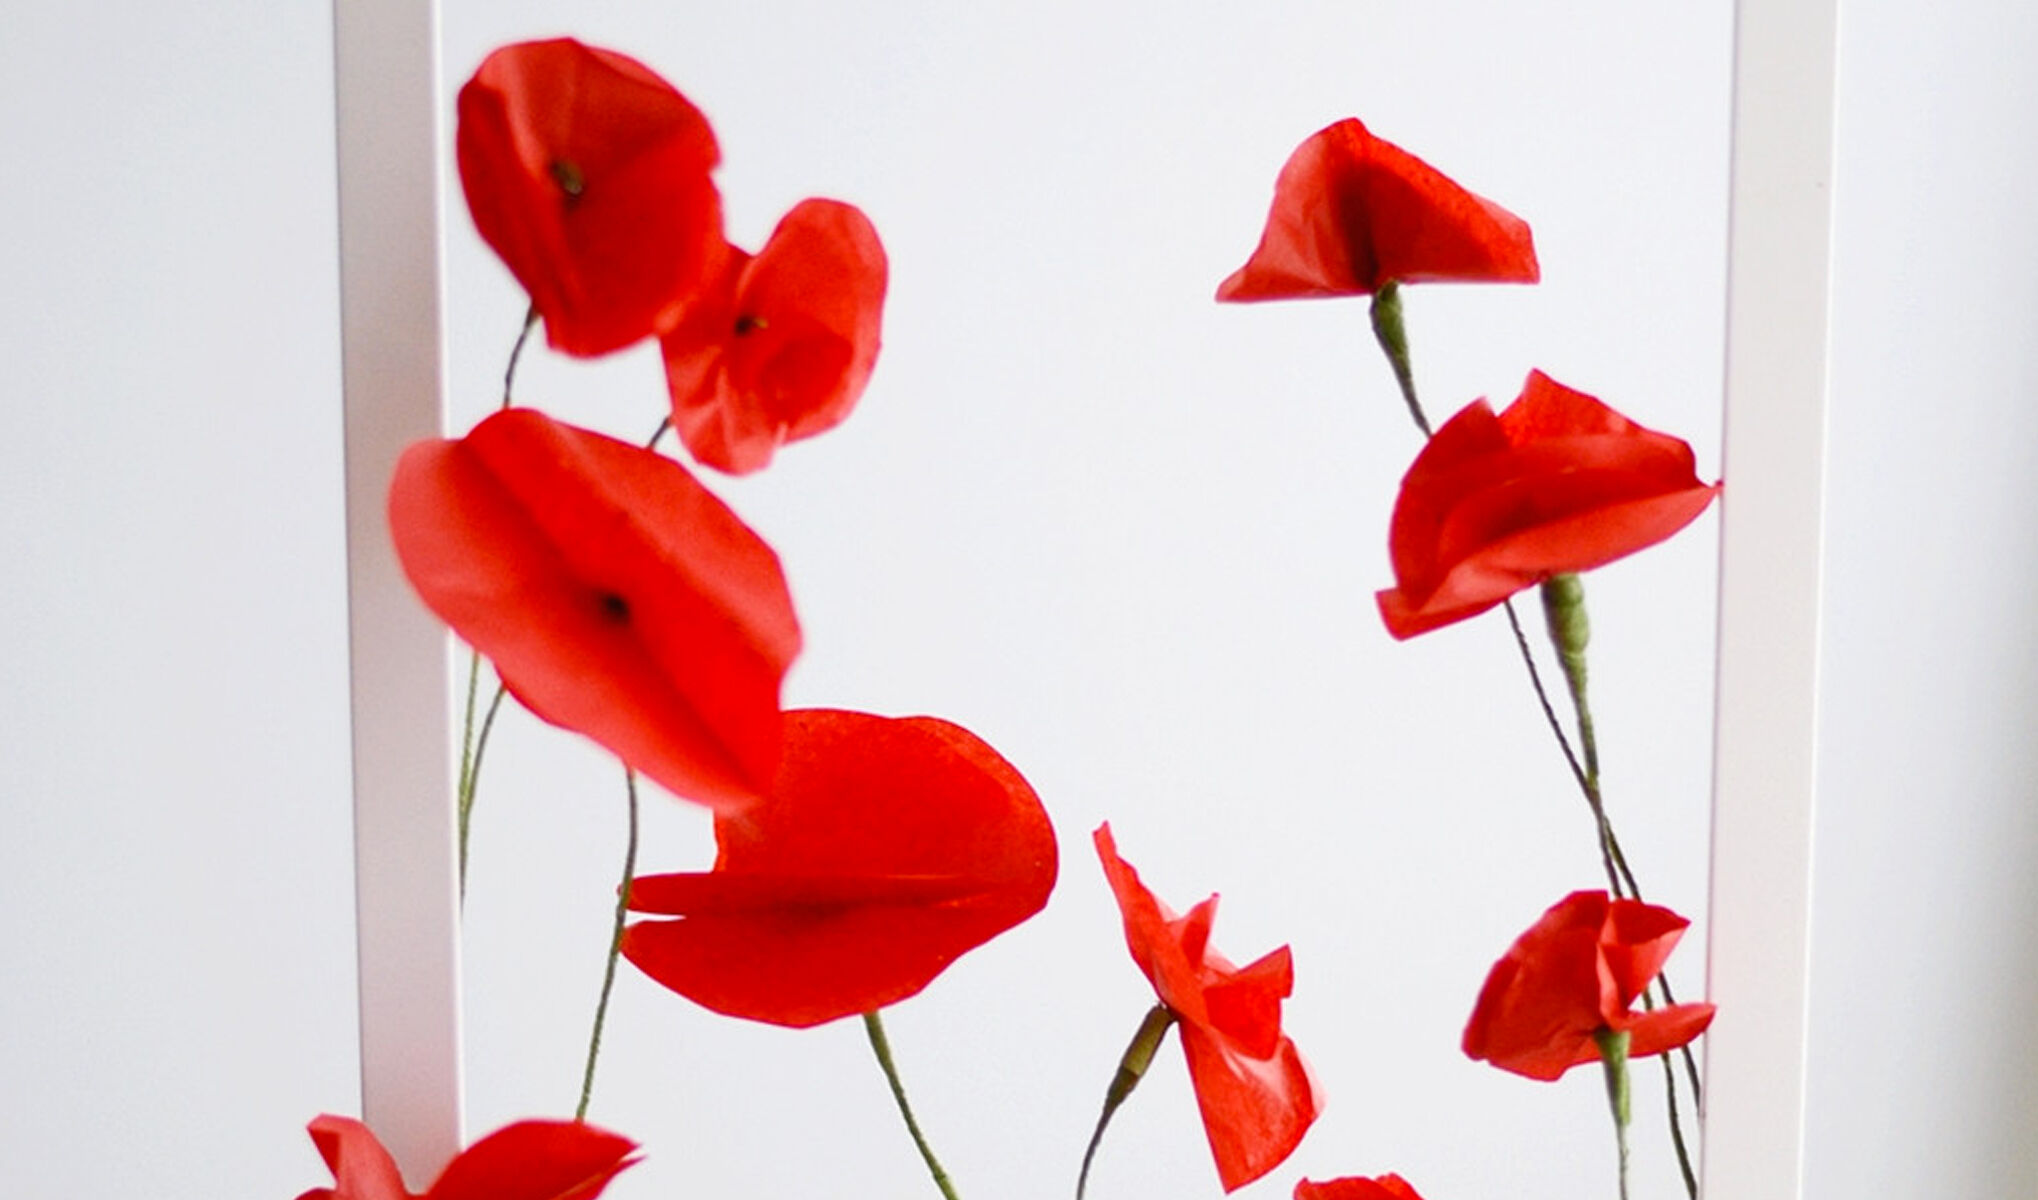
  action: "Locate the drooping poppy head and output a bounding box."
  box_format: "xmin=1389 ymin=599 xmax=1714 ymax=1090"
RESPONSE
xmin=456 ymin=38 xmax=724 ymax=357
xmin=387 ymin=408 xmax=800 ymax=811
xmin=1295 ymin=1174 xmax=1428 ymax=1200
xmin=622 ymin=709 xmax=1057 ymax=1027
xmin=662 ymin=197 xmax=889 ymax=474
xmin=1376 ymin=370 xmax=1720 ymax=639
xmin=1094 ymin=824 xmax=1322 ymax=1192
xmin=1462 ymin=890 xmax=1717 ymax=1081
xmin=1217 ymin=117 xmax=1538 ymax=301
xmin=297 ymin=1114 xmax=638 ymax=1200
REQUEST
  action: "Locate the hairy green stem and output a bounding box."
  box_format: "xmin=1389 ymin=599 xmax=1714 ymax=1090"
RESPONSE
xmin=576 ymin=767 xmax=640 ymax=1121
xmin=1368 ymin=282 xmax=1431 ymax=436
xmin=1076 ymin=1004 xmax=1176 ymax=1200
xmin=1596 ymin=1027 xmax=1633 ymax=1200
xmin=864 ymin=1010 xmax=961 ymax=1200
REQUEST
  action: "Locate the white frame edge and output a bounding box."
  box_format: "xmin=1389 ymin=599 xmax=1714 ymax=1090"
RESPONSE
xmin=333 ymin=0 xmax=465 ymax=1184
xmin=1704 ymin=0 xmax=1839 ymax=1197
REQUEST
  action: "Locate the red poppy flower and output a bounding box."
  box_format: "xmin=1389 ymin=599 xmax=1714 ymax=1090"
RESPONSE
xmin=1376 ymin=370 xmax=1719 ymax=639
xmin=1295 ymin=1175 xmax=1427 ymax=1200
xmin=1217 ymin=117 xmax=1538 ymax=301
xmin=1463 ymin=890 xmax=1716 ymax=1082
xmin=296 ymin=1114 xmax=637 ymax=1200
xmin=622 ymin=708 xmax=1057 ymax=1026
xmin=387 ymin=408 xmax=800 ymax=812
xmin=1094 ymin=824 xmax=1321 ymax=1192
xmin=661 ymin=198 xmax=889 ymax=475
xmin=457 ymin=38 xmax=724 ymax=357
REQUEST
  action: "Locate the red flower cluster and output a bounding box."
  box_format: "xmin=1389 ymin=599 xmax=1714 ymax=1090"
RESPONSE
xmin=1218 ymin=117 xmax=1538 ymax=301
xmin=1463 ymin=890 xmax=1715 ymax=1081
xmin=1095 ymin=825 xmax=1320 ymax=1192
xmin=456 ymin=38 xmax=888 ymax=469
xmin=1295 ymin=1175 xmax=1427 ymax=1200
xmin=623 ymin=709 xmax=1057 ymax=1026
xmin=297 ymin=1115 xmax=637 ymax=1200
xmin=388 ymin=408 xmax=800 ymax=811
xmin=1377 ymin=371 xmax=1719 ymax=639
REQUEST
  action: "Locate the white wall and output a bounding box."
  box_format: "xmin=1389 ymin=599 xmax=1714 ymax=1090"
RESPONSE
xmin=1803 ymin=4 xmax=2038 ymax=1195
xmin=38 ymin=2 xmax=2029 ymax=1198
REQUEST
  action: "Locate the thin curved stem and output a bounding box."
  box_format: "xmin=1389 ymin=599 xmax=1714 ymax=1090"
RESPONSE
xmin=577 ymin=767 xmax=640 ymax=1122
xmin=457 ymin=682 xmax=506 ymax=894
xmin=503 ymin=305 xmax=538 ymax=409
xmin=864 ymin=1010 xmax=961 ymax=1200
xmin=645 ymin=415 xmax=671 ymax=452
xmin=1660 ymin=1049 xmax=1699 ymax=1198
xmin=1503 ymin=601 xmax=1629 ymax=899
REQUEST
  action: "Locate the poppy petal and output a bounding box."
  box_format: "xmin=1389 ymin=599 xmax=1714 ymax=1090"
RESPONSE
xmin=456 ymin=39 xmax=724 ymax=357
xmin=1180 ymin=1022 xmax=1323 ymax=1192
xmin=1296 ymin=1174 xmax=1428 ymax=1200
xmin=387 ymin=408 xmax=799 ymax=811
xmin=1217 ymin=118 xmax=1537 ymax=301
xmin=622 ymin=709 xmax=1056 ymax=1026
xmin=299 ymin=1114 xmax=410 ymax=1200
xmin=664 ymin=198 xmax=888 ymax=474
xmin=425 ymin=1121 xmax=638 ymax=1200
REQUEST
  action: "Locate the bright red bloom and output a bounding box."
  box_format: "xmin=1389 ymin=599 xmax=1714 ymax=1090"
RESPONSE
xmin=387 ymin=408 xmax=800 ymax=812
xmin=1295 ymin=1175 xmax=1427 ymax=1200
xmin=457 ymin=38 xmax=723 ymax=357
xmin=622 ymin=709 xmax=1057 ymax=1027
xmin=1094 ymin=824 xmax=1321 ymax=1193
xmin=296 ymin=1114 xmax=637 ymax=1200
xmin=1463 ymin=890 xmax=1716 ymax=1082
xmin=1217 ymin=117 xmax=1538 ymax=301
xmin=1376 ymin=370 xmax=1719 ymax=639
xmin=661 ymin=198 xmax=889 ymax=475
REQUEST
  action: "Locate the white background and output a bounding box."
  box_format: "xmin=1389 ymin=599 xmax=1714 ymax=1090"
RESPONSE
xmin=0 ymin=2 xmax=2030 ymax=1198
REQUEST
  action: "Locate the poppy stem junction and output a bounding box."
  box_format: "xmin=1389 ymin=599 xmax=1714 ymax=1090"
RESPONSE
xmin=1368 ymin=282 xmax=1432 ymax=437
xmin=576 ymin=766 xmax=640 ymax=1122
xmin=1594 ymin=1027 xmax=1633 ymax=1200
xmin=863 ymin=1010 xmax=962 ymax=1200
xmin=1075 ymin=1003 xmax=1177 ymax=1200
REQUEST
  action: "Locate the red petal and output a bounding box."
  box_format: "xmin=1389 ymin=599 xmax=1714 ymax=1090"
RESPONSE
xmin=1094 ymin=824 xmax=1207 ymax=1021
xmin=387 ymin=409 xmax=799 ymax=810
xmin=1621 ymin=1002 xmax=1718 ymax=1061
xmin=426 ymin=1120 xmax=638 ymax=1200
xmin=1296 ymin=1175 xmax=1428 ymax=1200
xmin=1599 ymin=898 xmax=1693 ymax=1011
xmin=1217 ymin=118 xmax=1537 ymax=301
xmin=1202 ymin=945 xmax=1294 ymax=1060
xmin=664 ymin=198 xmax=888 ymax=474
xmin=1461 ymin=892 xmax=1611 ymax=1081
xmin=456 ymin=39 xmax=723 ymax=357
xmin=1377 ymin=374 xmax=1718 ymax=640
xmin=299 ymin=1115 xmax=412 ymax=1200
xmin=621 ymin=710 xmax=1056 ymax=1026
xmin=1180 ymin=1023 xmax=1323 ymax=1192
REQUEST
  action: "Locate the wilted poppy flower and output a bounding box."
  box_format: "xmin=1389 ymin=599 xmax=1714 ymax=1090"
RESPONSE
xmin=457 ymin=38 xmax=723 ymax=357
xmin=296 ymin=1114 xmax=637 ymax=1200
xmin=622 ymin=708 xmax=1056 ymax=1026
xmin=1295 ymin=1175 xmax=1427 ymax=1200
xmin=661 ymin=198 xmax=889 ymax=475
xmin=1217 ymin=117 xmax=1538 ymax=301
xmin=1095 ymin=824 xmax=1321 ymax=1192
xmin=1376 ymin=370 xmax=1719 ymax=639
xmin=1463 ymin=889 xmax=1716 ymax=1082
xmin=387 ymin=408 xmax=800 ymax=811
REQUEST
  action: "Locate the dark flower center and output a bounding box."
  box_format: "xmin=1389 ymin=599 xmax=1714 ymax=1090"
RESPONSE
xmin=549 ymin=159 xmax=586 ymax=205
xmin=596 ymin=590 xmax=631 ymax=623
xmin=733 ymin=313 xmax=767 ymax=336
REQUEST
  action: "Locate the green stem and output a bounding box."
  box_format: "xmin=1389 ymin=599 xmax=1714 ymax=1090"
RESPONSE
xmin=503 ymin=305 xmax=538 ymax=410
xmin=1595 ymin=1027 xmax=1633 ymax=1200
xmin=1076 ymin=1004 xmax=1176 ymax=1200
xmin=576 ymin=767 xmax=640 ymax=1122
xmin=864 ymin=1010 xmax=961 ymax=1200
xmin=456 ymin=682 xmax=506 ymax=896
xmin=1368 ymin=282 xmax=1431 ymax=436
xmin=1659 ymin=1046 xmax=1699 ymax=1198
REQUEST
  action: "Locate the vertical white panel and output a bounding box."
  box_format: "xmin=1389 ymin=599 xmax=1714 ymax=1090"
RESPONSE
xmin=333 ymin=0 xmax=464 ymax=1185
xmin=1705 ymin=0 xmax=1838 ymax=1197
